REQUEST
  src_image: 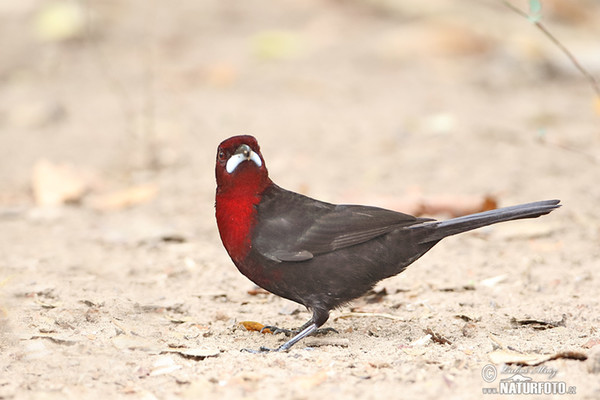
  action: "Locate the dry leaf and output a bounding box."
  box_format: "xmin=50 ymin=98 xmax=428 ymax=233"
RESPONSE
xmin=510 ymin=315 xmax=567 ymax=330
xmin=32 ymin=159 xmax=90 ymax=206
xmin=364 ymin=194 xmax=498 ymax=218
xmin=424 ymin=328 xmax=452 ymax=345
xmin=489 ymin=349 xmax=550 ymax=365
xmin=438 ymin=284 xmax=475 ymax=292
xmin=34 ymin=299 xmax=61 ymax=309
xmin=425 ymin=22 xmax=493 ymax=57
xmin=545 ymin=0 xmax=590 ymax=23
xmin=205 ymin=63 xmax=237 ymax=87
xmin=378 ymin=22 xmax=493 ymax=62
xmin=89 ymin=183 xmax=158 ymax=211
xmin=239 ymin=321 xmax=272 ymax=334
xmin=29 ymin=334 xmax=78 ymax=345
xmin=165 ymin=314 xmax=192 ymax=324
xmin=489 ymin=349 xmax=587 ymax=366
xmin=454 ymin=314 xmax=480 ymax=323
xmin=163 ymin=347 xmax=219 ymax=360
xmin=358 ymin=287 xmax=388 ymax=304
xmin=416 ymin=195 xmax=498 ymax=217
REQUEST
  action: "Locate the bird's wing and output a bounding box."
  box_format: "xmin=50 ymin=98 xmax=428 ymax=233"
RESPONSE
xmin=253 ymin=185 xmax=432 ymax=262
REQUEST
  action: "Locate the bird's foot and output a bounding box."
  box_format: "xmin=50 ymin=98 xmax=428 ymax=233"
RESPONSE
xmin=260 ymin=325 xmax=338 ymax=337
xmin=260 ymin=325 xmax=294 ymax=336
xmin=242 ymin=322 xmax=332 ymax=353
xmin=313 ymin=327 xmax=338 ymax=336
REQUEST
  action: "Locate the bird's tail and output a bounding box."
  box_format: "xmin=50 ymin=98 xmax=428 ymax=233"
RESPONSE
xmin=412 ymin=199 xmax=560 ymax=244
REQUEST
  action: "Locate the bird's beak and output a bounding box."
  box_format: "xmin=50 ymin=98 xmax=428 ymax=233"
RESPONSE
xmin=226 ymin=144 xmax=263 ymax=173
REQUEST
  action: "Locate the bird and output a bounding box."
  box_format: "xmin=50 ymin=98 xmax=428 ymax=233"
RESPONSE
xmin=214 ymin=135 xmax=560 ymax=352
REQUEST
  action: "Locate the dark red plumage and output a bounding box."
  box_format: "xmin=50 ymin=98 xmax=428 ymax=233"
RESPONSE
xmin=215 ymin=136 xmax=270 ymax=266
xmin=215 ymin=135 xmax=560 ymax=352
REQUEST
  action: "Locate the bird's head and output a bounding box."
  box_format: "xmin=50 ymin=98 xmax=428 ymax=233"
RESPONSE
xmin=215 ymin=135 xmax=271 ymax=195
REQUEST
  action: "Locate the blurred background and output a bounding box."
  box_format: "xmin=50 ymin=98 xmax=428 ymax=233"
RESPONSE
xmin=1 ymin=0 xmax=599 ymax=216
xmin=1 ymin=1 xmax=600 ymax=398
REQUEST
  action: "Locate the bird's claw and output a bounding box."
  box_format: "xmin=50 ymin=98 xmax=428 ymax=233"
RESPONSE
xmin=260 ymin=326 xmax=337 ymax=337
xmin=314 ymin=327 xmax=338 ymax=336
xmin=260 ymin=325 xmax=294 ymax=336
xmin=243 ymin=325 xmax=338 ymax=353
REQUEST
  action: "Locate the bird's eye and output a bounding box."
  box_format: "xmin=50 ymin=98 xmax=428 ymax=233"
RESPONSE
xmin=218 ymin=151 xmax=226 ymax=161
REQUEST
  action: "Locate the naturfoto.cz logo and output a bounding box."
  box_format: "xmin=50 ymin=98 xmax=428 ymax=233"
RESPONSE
xmin=481 ymin=364 xmax=576 ymax=395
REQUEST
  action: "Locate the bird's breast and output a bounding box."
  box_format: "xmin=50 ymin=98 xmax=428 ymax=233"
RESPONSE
xmin=215 ymin=193 xmax=260 ymax=264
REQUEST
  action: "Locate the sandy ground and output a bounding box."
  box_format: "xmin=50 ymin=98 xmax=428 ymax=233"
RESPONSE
xmin=1 ymin=1 xmax=600 ymax=399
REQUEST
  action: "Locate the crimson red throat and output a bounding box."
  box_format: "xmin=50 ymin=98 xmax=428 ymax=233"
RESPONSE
xmin=215 ymin=135 xmax=560 ymax=352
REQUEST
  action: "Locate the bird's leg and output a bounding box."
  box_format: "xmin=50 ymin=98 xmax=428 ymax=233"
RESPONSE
xmin=260 ymin=319 xmax=337 ymax=337
xmin=295 ymin=319 xmax=338 ymax=335
xmin=242 ymin=322 xmax=319 ymax=353
xmin=241 ymin=309 xmax=335 ymax=353
xmin=260 ymin=319 xmax=312 ymax=336
xmin=275 ymin=322 xmax=317 ymax=351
